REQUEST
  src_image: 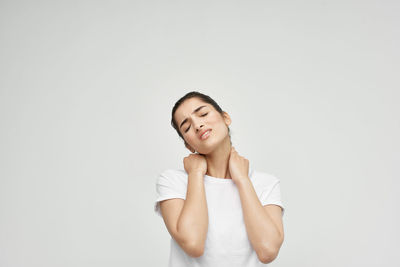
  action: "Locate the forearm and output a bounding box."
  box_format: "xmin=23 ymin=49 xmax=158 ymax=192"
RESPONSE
xmin=177 ymin=172 xmax=208 ymax=249
xmin=236 ymin=177 xmax=282 ymax=258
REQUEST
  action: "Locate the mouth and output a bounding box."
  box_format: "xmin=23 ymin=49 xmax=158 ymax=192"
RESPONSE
xmin=199 ymin=129 xmax=212 ymax=140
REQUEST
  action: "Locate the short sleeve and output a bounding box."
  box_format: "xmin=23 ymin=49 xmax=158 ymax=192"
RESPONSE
xmin=154 ymin=169 xmax=187 ymax=218
xmin=260 ymin=179 xmax=285 ymax=217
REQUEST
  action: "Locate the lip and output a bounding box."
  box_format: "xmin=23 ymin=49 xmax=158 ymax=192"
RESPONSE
xmin=199 ymin=129 xmax=212 ymax=140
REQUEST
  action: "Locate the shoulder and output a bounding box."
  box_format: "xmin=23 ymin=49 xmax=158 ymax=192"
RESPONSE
xmin=251 ymin=169 xmax=280 ymax=189
xmin=157 ymin=168 xmax=188 ymax=184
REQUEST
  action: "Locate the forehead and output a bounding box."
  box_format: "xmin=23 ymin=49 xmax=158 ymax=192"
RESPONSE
xmin=175 ymin=98 xmax=210 ymax=120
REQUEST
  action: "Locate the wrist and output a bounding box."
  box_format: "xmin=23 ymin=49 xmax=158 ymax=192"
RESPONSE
xmin=235 ymin=175 xmax=251 ymax=188
xmin=188 ymin=170 xmax=205 ymax=178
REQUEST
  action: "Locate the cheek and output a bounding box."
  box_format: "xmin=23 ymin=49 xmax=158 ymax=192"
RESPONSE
xmin=212 ymin=121 xmax=229 ymax=136
xmin=209 ymin=115 xmax=222 ymax=126
xmin=186 ymin=132 xmax=198 ymax=143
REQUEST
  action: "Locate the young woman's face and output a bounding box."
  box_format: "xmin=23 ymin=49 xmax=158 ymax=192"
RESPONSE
xmin=174 ymin=97 xmax=231 ymax=154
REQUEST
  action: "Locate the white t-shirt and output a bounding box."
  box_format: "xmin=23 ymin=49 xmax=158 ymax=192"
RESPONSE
xmin=154 ymin=167 xmax=285 ymax=267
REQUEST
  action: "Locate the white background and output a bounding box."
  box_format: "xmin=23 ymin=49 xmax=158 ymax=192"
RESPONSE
xmin=1 ymin=0 xmax=399 ymax=266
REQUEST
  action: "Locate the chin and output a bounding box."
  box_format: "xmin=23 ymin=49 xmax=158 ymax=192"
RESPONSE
xmin=196 ymin=131 xmax=228 ymax=154
xmin=197 ymin=141 xmax=221 ymax=155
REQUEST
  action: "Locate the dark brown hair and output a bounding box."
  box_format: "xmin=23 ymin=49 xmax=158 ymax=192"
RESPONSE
xmin=171 ymin=91 xmax=232 ymax=144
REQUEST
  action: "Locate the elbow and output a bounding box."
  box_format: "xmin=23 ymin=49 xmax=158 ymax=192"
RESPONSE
xmin=259 ymin=253 xmax=276 ymax=264
xmin=258 ymin=234 xmax=284 ymax=264
xmin=258 ymin=250 xmax=278 ymax=264
xmin=257 ymin=246 xmax=280 ymax=264
xmin=176 ymin=227 xmax=207 ymax=258
xmin=183 ymin=240 xmax=205 ymax=258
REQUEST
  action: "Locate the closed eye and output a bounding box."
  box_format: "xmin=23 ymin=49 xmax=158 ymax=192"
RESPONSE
xmin=185 ymin=113 xmax=208 ymax=133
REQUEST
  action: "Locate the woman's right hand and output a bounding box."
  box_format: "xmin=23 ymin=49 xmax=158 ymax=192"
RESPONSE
xmin=183 ymin=153 xmax=207 ymax=176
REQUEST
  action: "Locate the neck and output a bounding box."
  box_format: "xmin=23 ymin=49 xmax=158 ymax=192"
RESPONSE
xmin=204 ymin=136 xmax=232 ymax=179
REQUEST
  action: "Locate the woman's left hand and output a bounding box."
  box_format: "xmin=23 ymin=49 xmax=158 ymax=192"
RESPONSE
xmin=228 ymin=146 xmax=250 ymax=184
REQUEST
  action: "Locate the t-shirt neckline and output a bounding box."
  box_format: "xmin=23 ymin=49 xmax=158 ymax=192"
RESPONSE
xmin=204 ymin=168 xmax=254 ymax=183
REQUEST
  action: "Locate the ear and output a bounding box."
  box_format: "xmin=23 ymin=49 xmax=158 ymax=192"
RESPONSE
xmin=222 ymin=111 xmax=232 ymax=127
xmin=185 ymin=142 xmax=196 ymax=153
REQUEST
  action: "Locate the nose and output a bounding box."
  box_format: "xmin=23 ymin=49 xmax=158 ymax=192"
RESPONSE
xmin=193 ymin=118 xmax=204 ymax=133
xmin=195 ymin=124 xmax=204 ymax=133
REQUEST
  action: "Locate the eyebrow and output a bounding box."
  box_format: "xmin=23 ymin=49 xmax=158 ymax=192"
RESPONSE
xmin=179 ymin=105 xmax=207 ymax=129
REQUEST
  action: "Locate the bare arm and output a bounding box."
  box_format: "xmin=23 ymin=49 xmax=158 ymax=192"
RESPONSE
xmin=236 ymin=177 xmax=284 ymax=264
xmin=177 ymin=171 xmax=208 ymax=256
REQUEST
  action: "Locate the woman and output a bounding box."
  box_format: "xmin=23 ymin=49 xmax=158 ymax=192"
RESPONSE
xmin=154 ymin=91 xmax=285 ymax=267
